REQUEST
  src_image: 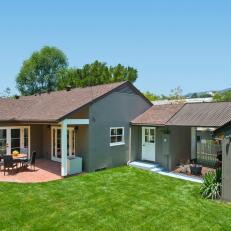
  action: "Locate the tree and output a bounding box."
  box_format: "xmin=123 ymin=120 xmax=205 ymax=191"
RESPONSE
xmin=0 ymin=87 xmax=11 ymax=98
xmin=143 ymin=91 xmax=160 ymax=101
xmin=57 ymin=61 xmax=138 ymax=90
xmin=16 ymin=46 xmax=68 ymax=95
xmin=169 ymin=86 xmax=184 ymax=100
xmin=213 ymin=91 xmax=231 ymax=102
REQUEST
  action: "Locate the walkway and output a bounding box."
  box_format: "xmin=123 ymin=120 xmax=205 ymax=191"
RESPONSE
xmin=128 ymin=161 xmax=203 ymax=183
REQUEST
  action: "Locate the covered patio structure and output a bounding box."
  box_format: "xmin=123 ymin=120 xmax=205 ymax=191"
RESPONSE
xmin=129 ymin=102 xmax=231 ymax=174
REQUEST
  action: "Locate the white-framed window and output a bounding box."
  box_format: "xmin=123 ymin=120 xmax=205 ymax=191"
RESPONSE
xmin=110 ymin=127 xmax=125 ymax=146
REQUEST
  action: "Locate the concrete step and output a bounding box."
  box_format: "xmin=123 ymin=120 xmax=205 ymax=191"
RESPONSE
xmin=150 ymin=167 xmax=166 ymax=173
xmin=128 ymin=161 xmax=160 ymax=171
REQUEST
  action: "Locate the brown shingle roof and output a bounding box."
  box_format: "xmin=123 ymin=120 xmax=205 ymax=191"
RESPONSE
xmin=131 ymin=104 xmax=184 ymax=126
xmin=167 ymin=102 xmax=231 ymax=127
xmin=0 ymin=82 xmax=129 ymax=122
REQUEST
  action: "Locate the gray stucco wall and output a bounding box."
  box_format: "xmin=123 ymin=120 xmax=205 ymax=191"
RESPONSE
xmin=222 ymin=137 xmax=231 ymax=201
xmin=88 ymin=91 xmax=151 ymax=172
xmin=131 ymin=125 xmax=190 ymax=171
xmin=169 ymin=126 xmax=191 ymax=170
xmin=130 ymin=125 xmax=142 ymax=161
xmin=156 ymin=128 xmax=170 ymax=170
xmin=131 ymin=126 xmax=170 ymax=170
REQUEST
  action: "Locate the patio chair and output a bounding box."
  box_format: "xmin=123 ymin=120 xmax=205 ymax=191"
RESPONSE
xmin=23 ymin=151 xmax=36 ymax=171
xmin=20 ymin=147 xmax=28 ymax=155
xmin=3 ymin=155 xmax=17 ymax=175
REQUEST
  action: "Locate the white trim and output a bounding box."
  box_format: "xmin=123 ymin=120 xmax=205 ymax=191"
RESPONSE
xmin=60 ymin=119 xmax=89 ymax=125
xmin=0 ymin=126 xmax=30 ymax=156
xmin=51 ymin=126 xmax=76 ymax=162
xmin=142 ymin=127 xmax=156 ymax=162
xmin=110 ymin=127 xmax=125 ymax=147
xmin=110 ymin=141 xmax=125 ymax=147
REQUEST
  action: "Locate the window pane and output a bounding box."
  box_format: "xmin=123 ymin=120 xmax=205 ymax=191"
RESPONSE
xmin=150 ymin=135 xmax=155 ymax=143
xmin=111 ymin=129 xmax=116 ymax=136
xmin=11 ymin=129 xmax=20 ymax=139
xmin=117 ymin=129 xmax=123 ymax=135
xmin=24 ymin=138 xmax=28 ymax=148
xmin=11 ymin=139 xmax=20 ymax=148
xmin=57 ymin=129 xmax=61 ymax=158
xmin=150 ymin=129 xmax=154 ymax=136
xmin=111 ymin=136 xmax=117 ymax=143
xmin=0 ymin=129 xmax=7 ymax=155
xmin=145 ymin=129 xmax=149 ymax=135
xmin=145 ymin=135 xmax=149 ymax=142
xmin=117 ymin=135 xmax=122 ymax=142
xmin=0 ymin=129 xmax=6 ymax=139
xmin=24 ymin=128 xmax=28 ymax=137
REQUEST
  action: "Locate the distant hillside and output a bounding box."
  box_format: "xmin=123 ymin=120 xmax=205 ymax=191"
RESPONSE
xmin=185 ymin=88 xmax=231 ymax=99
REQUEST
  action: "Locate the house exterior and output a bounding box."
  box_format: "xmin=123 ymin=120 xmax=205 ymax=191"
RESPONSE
xmin=0 ymin=81 xmax=151 ymax=176
xmin=1 ymin=79 xmax=231 ymax=193
xmin=130 ymin=102 xmax=231 ymax=171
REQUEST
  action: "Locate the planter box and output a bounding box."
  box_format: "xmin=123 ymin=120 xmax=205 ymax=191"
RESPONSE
xmin=67 ymin=156 xmax=82 ymax=175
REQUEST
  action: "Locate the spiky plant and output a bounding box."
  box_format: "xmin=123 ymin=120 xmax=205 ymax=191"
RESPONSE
xmin=200 ymin=168 xmax=222 ymax=200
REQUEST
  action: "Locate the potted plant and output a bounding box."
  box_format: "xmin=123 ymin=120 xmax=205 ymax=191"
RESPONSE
xmin=12 ymin=150 xmax=19 ymax=157
xmin=190 ymin=164 xmax=202 ymax=175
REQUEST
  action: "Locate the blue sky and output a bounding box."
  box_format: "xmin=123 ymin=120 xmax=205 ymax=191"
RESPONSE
xmin=0 ymin=0 xmax=230 ymax=95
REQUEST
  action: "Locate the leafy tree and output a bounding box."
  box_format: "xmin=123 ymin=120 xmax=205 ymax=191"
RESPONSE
xmin=0 ymin=87 xmax=11 ymax=98
xmin=143 ymin=91 xmax=160 ymax=101
xmin=57 ymin=61 xmax=138 ymax=89
xmin=16 ymin=46 xmax=68 ymax=95
xmin=213 ymin=91 xmax=231 ymax=102
xmin=169 ymin=86 xmax=184 ymax=100
xmin=213 ymin=92 xmax=223 ymax=102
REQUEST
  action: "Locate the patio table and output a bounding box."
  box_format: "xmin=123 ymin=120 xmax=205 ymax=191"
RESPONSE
xmin=12 ymin=154 xmax=27 ymax=160
xmin=12 ymin=154 xmax=28 ymax=168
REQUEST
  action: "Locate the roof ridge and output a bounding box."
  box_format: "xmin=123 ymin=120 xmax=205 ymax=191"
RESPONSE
xmin=19 ymin=81 xmax=127 ymax=99
xmin=165 ymin=103 xmax=186 ymax=124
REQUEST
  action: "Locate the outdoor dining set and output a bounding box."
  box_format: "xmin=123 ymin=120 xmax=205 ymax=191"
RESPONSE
xmin=0 ymin=151 xmax=36 ymax=175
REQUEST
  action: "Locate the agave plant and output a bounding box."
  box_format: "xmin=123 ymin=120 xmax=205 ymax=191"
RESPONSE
xmin=200 ymin=168 xmax=222 ymax=200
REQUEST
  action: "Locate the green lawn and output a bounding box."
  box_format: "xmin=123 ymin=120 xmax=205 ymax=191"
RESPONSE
xmin=0 ymin=167 xmax=231 ymax=231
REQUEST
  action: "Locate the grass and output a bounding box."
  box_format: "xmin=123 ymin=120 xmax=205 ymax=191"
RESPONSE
xmin=0 ymin=167 xmax=231 ymax=231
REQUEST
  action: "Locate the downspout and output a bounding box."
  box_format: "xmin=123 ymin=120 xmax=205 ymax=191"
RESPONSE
xmin=127 ymin=125 xmax=132 ymax=165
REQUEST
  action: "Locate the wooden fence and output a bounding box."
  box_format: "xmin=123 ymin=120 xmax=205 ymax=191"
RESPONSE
xmin=196 ymin=142 xmax=221 ymax=167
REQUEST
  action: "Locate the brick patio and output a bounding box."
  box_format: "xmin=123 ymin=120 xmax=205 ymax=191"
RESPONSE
xmin=0 ymin=159 xmax=63 ymax=183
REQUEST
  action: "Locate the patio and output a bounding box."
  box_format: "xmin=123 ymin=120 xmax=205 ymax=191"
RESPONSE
xmin=0 ymin=159 xmax=62 ymax=183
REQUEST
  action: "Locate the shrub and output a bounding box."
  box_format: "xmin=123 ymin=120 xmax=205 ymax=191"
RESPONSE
xmin=200 ymin=168 xmax=222 ymax=200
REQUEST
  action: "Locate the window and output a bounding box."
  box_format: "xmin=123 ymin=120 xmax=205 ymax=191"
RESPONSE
xmin=144 ymin=128 xmax=155 ymax=143
xmin=24 ymin=128 xmax=29 ymax=149
xmin=110 ymin=127 xmax=125 ymax=146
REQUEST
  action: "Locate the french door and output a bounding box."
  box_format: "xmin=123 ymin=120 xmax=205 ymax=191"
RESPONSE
xmin=51 ymin=127 xmax=75 ymax=162
xmin=142 ymin=127 xmax=156 ymax=162
xmin=0 ymin=127 xmax=30 ymax=156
